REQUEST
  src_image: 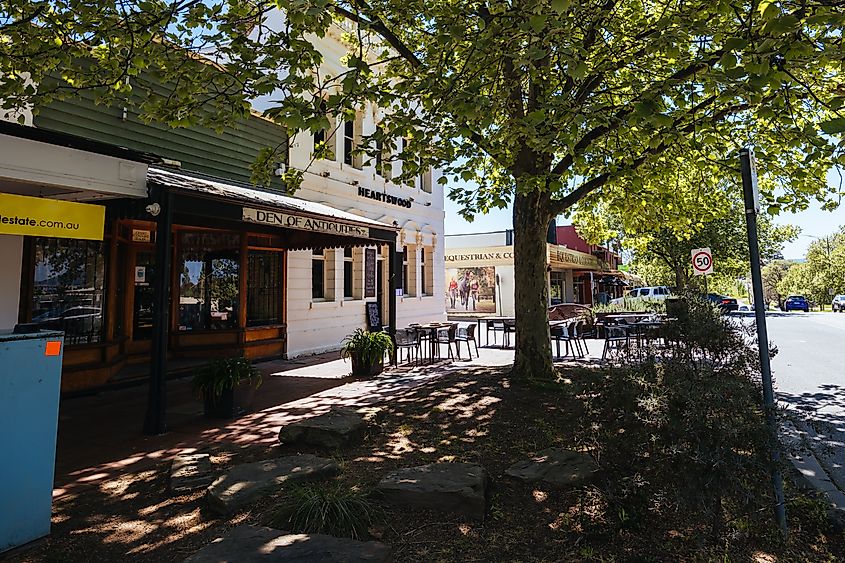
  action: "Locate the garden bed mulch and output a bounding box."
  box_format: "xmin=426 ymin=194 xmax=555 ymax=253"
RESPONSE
xmin=7 ymin=365 xmax=844 ymax=562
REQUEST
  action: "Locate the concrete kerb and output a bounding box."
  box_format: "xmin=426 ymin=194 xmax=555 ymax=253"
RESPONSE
xmin=781 ymin=417 xmax=845 ymax=526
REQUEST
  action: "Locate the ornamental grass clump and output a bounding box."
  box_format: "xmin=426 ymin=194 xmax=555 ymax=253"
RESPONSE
xmin=268 ymin=482 xmax=381 ymax=540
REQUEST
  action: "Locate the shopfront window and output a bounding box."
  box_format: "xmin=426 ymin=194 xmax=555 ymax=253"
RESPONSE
xmin=178 ymin=231 xmax=240 ymax=331
xmin=247 ymin=250 xmax=282 ymax=327
xmin=312 ymin=248 xmax=325 ymax=300
xmin=550 ymin=271 xmax=565 ymax=305
xmin=343 ymin=247 xmax=354 ymax=299
xmin=31 ymin=237 xmax=105 ymax=345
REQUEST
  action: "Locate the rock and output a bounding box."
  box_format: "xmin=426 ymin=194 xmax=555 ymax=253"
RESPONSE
xmin=170 ymin=453 xmax=215 ymax=493
xmin=278 ymin=408 xmax=366 ymax=449
xmin=184 ymin=525 xmax=391 ymax=562
xmin=206 ymin=455 xmax=338 ymax=516
xmin=505 ymin=448 xmax=597 ymax=488
xmin=376 ymin=462 xmax=489 ymax=519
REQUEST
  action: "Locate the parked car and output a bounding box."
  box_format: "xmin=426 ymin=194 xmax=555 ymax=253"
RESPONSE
xmin=704 ymin=293 xmax=739 ymax=313
xmin=610 ymin=286 xmax=670 ymax=305
xmin=783 ymin=295 xmax=809 ymax=312
xmin=832 ymin=294 xmax=845 ymax=312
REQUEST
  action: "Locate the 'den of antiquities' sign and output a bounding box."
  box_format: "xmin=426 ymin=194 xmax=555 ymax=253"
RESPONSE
xmin=243 ymin=207 xmax=370 ymax=238
xmin=0 ymin=192 xmax=105 ymax=240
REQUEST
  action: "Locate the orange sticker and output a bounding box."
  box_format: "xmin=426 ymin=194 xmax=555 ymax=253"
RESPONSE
xmin=45 ymin=341 xmax=62 ymax=356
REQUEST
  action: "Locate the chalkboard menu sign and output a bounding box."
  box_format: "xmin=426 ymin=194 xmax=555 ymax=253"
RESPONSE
xmin=364 ymin=248 xmax=376 ymax=298
xmin=366 ymin=301 xmax=382 ymax=331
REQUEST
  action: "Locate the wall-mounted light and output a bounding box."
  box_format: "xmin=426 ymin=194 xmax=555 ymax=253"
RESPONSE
xmin=351 ymin=180 xmax=359 ymax=186
xmin=274 ymin=163 xmax=287 ymax=177
xmin=145 ymin=203 xmax=161 ymax=217
xmin=319 ymin=171 xmax=331 ymax=178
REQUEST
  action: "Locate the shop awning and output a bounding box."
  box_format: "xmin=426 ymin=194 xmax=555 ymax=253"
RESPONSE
xmin=147 ymin=166 xmax=398 ymax=248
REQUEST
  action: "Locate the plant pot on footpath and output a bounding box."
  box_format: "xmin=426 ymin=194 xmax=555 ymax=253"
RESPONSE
xmin=341 ymin=328 xmax=394 ymax=377
xmin=193 ymin=356 xmax=262 ymax=419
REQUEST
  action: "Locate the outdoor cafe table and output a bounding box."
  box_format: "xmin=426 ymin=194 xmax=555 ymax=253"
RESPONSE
xmin=477 ymin=316 xmax=515 ymax=347
xmin=414 ymin=322 xmax=452 ymax=362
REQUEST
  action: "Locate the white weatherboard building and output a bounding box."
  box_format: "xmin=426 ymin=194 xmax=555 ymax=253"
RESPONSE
xmin=277 ymin=26 xmax=446 ymax=356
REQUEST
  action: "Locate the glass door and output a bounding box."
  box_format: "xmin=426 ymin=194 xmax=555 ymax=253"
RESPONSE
xmin=132 ymin=251 xmax=156 ymax=341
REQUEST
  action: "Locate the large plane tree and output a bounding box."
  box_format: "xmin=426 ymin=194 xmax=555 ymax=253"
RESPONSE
xmin=2 ymin=0 xmax=843 ymax=380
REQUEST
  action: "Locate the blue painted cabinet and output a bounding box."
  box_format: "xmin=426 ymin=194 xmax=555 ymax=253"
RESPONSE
xmin=0 ymin=330 xmax=64 ymax=553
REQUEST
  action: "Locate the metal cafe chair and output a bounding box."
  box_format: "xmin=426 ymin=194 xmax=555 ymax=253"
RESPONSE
xmin=602 ymin=323 xmax=630 ymax=361
xmin=502 ymin=319 xmax=517 ymax=348
xmin=574 ymin=319 xmax=591 ymax=356
xmin=436 ymin=322 xmax=459 ymax=360
xmin=455 ymin=323 xmax=480 ymax=359
xmin=487 ymin=319 xmax=505 ymax=346
xmin=395 ymin=327 xmax=421 ymax=365
xmin=550 ymin=321 xmax=575 ymax=359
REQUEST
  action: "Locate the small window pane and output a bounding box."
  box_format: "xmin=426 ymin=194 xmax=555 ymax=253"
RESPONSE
xmin=31 ymin=238 xmax=105 ymax=345
xmin=344 ymin=260 xmax=353 ymax=298
xmin=312 ymin=258 xmax=325 ymax=299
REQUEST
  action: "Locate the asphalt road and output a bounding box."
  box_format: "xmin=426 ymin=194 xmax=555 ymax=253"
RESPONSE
xmin=762 ymin=312 xmax=845 ymax=490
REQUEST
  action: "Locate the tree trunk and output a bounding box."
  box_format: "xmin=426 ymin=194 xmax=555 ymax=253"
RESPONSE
xmin=674 ymin=262 xmax=685 ymax=289
xmin=512 ymin=189 xmax=555 ymax=380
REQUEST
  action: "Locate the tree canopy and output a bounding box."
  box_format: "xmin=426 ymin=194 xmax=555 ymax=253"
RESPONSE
xmin=2 ymin=0 xmax=844 ymax=379
xmin=777 ymin=228 xmax=845 ymax=306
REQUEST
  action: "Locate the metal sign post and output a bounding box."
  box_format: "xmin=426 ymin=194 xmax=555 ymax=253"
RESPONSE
xmin=739 ymin=147 xmax=787 ymax=535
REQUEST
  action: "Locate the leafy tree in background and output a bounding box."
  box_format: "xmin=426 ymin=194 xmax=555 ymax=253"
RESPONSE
xmin=576 ymin=165 xmax=798 ymax=292
xmin=761 ymin=259 xmax=793 ymax=305
xmin=2 ymin=0 xmax=844 ymax=379
xmin=778 ymin=228 xmax=845 ymax=307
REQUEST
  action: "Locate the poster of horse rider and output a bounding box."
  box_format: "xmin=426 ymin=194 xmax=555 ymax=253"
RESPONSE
xmin=445 ymin=267 xmax=496 ymax=313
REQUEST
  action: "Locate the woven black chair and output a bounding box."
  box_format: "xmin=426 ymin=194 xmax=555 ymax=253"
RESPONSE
xmin=395 ymin=327 xmax=421 ymax=365
xmin=455 ymin=323 xmax=480 ymax=359
xmin=436 ymin=323 xmax=459 ymax=360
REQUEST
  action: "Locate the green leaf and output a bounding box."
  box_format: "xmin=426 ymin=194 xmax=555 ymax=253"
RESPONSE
xmin=820 ymin=118 xmax=845 ymax=135
xmin=551 ymin=0 xmax=571 ymax=15
xmin=529 ymin=15 xmax=546 ymax=33
xmin=724 ymin=37 xmax=748 ymax=51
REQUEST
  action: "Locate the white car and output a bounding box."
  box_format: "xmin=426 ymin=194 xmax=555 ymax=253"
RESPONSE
xmin=610 ymin=286 xmax=671 ymax=304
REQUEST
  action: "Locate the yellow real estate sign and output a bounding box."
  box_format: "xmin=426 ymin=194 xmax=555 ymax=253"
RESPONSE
xmin=0 ymin=192 xmax=105 ymax=240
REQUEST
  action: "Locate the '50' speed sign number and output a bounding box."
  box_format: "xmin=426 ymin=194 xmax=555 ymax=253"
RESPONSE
xmin=691 ymin=248 xmax=713 ymax=276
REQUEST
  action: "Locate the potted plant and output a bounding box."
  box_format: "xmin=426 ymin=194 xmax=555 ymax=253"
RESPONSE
xmin=340 ymin=329 xmax=394 ymax=377
xmin=193 ymin=356 xmax=262 ymax=419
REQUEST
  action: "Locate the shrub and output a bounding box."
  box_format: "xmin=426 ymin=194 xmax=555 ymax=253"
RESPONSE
xmin=268 ymin=482 xmax=381 ymax=540
xmin=192 ymin=356 xmax=261 ymax=401
xmin=573 ymin=294 xmax=777 ymax=539
xmin=593 ymin=297 xmax=666 ymax=314
xmin=340 ymin=329 xmax=394 ymax=367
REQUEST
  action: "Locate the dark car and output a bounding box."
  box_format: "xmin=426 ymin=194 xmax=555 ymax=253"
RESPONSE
xmin=704 ymin=293 xmax=739 ymax=313
xmin=783 ymin=295 xmax=809 ymax=312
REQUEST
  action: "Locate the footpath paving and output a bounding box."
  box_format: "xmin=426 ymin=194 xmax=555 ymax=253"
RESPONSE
xmin=51 ymin=344 xmax=533 ymax=499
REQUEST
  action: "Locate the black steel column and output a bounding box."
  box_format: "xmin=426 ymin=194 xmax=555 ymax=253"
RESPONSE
xmin=143 ymin=187 xmax=173 ymax=435
xmin=740 ymin=147 xmax=787 ymax=535
xmin=387 ymin=240 xmax=398 ymax=364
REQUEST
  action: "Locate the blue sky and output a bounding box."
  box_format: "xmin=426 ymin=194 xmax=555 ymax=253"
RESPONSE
xmin=444 ymin=169 xmax=845 ymax=260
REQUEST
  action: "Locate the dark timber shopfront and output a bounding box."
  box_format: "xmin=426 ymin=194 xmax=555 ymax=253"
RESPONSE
xmin=14 ymin=165 xmax=398 ymax=405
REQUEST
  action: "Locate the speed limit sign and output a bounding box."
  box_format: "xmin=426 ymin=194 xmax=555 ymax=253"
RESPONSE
xmin=691 ymin=247 xmax=714 ymax=276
